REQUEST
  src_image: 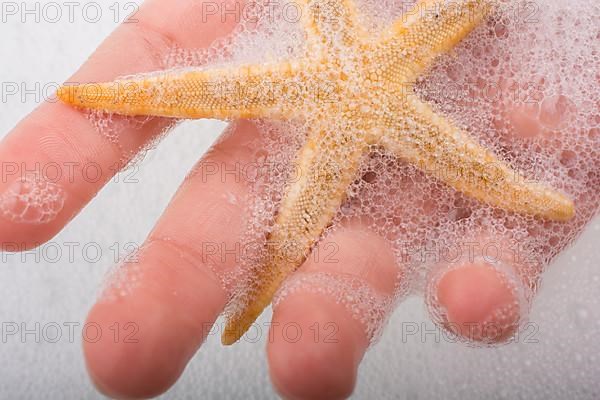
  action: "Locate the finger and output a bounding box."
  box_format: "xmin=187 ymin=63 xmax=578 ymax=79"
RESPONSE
xmin=423 ymin=93 xmax=545 ymax=344
xmin=84 ymin=120 xmax=259 ymax=399
xmin=424 ymin=92 xmax=586 ymax=344
xmin=267 ymin=226 xmax=400 ymax=400
xmin=426 ymin=256 xmax=527 ymax=344
xmin=0 ymin=0 xmax=242 ymax=249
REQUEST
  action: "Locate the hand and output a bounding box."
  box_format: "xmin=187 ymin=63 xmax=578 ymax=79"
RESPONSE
xmin=1 ymin=1 xmax=596 ymax=399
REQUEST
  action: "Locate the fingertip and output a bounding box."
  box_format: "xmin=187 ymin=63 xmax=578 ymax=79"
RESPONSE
xmin=84 ymin=299 xmax=186 ymax=399
xmin=0 ymin=155 xmax=72 ymax=250
xmin=266 ymin=227 xmax=398 ymax=399
xmin=84 ymin=241 xmax=227 ymax=399
xmin=429 ymin=262 xmax=525 ymax=344
xmin=0 ymin=222 xmax=62 ymax=251
xmin=267 ymin=294 xmax=364 ymax=400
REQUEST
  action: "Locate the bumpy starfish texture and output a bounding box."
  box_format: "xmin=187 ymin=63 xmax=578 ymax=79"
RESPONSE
xmin=57 ymin=0 xmax=575 ymax=345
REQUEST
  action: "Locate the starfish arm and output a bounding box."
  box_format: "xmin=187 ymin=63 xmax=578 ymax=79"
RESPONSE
xmin=375 ymin=0 xmax=492 ymax=83
xmin=56 ymin=60 xmax=320 ymax=120
xmin=378 ymin=99 xmax=575 ymax=221
xmin=222 ymin=123 xmax=367 ymax=344
xmin=299 ymin=0 xmax=367 ymax=50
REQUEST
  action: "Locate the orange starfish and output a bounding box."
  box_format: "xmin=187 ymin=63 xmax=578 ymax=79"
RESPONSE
xmin=57 ymin=0 xmax=575 ymax=345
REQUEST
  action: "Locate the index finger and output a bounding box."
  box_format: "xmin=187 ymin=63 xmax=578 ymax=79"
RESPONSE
xmin=0 ymin=0 xmax=242 ymax=249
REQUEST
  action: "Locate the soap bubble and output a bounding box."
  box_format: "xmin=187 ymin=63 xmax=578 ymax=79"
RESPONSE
xmin=0 ymin=173 xmax=65 ymax=224
xmin=86 ymin=0 xmax=600 ymax=344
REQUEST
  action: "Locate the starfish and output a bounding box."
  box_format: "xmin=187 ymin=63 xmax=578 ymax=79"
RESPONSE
xmin=57 ymin=0 xmax=575 ymax=345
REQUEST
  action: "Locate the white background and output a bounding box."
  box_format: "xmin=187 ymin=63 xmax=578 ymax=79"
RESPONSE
xmin=0 ymin=1 xmax=598 ymax=399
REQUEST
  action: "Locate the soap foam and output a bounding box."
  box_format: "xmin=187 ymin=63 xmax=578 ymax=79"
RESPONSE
xmin=89 ymin=0 xmax=600 ymax=344
xmin=0 ymin=173 xmax=65 ymax=225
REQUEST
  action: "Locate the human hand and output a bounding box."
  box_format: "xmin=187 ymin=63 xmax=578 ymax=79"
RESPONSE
xmin=1 ymin=0 xmax=597 ymax=399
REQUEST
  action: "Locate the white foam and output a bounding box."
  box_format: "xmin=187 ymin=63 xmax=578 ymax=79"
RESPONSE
xmin=89 ymin=0 xmax=600 ymax=343
xmin=0 ymin=173 xmax=66 ymax=224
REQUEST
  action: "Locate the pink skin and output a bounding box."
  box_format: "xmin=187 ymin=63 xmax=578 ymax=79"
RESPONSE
xmin=0 ymin=1 xmax=593 ymax=399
